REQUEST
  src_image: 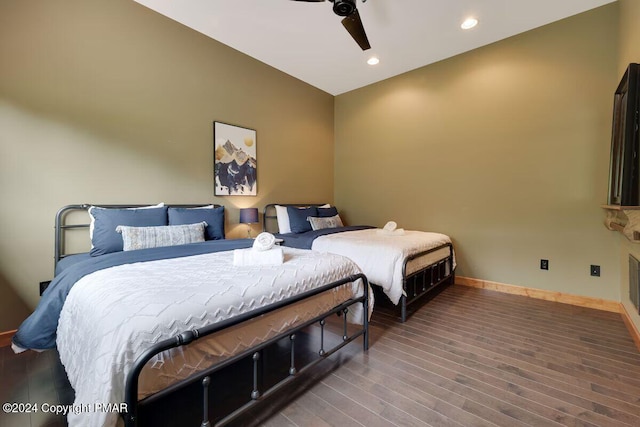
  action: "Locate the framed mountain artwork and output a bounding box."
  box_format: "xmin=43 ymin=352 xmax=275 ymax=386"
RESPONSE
xmin=213 ymin=121 xmax=257 ymax=196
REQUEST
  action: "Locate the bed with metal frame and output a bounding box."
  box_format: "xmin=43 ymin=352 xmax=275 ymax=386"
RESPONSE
xmin=264 ymin=203 xmax=455 ymax=322
xmin=45 ymin=204 xmax=370 ymax=427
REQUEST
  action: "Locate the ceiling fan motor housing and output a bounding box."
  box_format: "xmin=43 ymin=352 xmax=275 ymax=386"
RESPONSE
xmin=332 ymin=0 xmax=356 ymax=17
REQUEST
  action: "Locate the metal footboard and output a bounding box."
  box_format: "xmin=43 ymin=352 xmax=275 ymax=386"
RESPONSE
xmin=123 ymin=273 xmax=369 ymax=427
xmin=399 ymin=242 xmax=455 ymax=322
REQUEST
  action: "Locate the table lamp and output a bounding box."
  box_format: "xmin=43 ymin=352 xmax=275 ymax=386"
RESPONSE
xmin=239 ymin=208 xmax=259 ymax=239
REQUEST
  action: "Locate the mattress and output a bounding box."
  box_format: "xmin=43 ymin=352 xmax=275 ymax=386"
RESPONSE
xmin=56 ymin=247 xmax=369 ymax=427
xmin=311 ymin=229 xmax=455 ymax=304
xmin=136 ymin=286 xmax=355 ymax=398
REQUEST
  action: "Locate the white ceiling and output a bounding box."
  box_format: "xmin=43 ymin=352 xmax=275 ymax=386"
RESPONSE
xmin=133 ymin=0 xmax=616 ymax=95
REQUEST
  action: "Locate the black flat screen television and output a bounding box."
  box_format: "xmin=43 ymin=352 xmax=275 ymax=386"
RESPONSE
xmin=608 ymin=63 xmax=640 ymax=206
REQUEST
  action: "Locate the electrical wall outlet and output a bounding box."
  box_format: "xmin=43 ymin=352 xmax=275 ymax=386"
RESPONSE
xmin=39 ymin=280 xmax=51 ymax=296
xmin=591 ymin=265 xmax=601 ymax=277
xmin=540 ymin=259 xmax=549 ymax=270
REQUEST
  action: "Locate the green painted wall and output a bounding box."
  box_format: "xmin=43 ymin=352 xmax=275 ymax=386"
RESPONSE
xmin=2 ymin=1 xmax=635 ymax=335
xmin=0 ymin=0 xmax=335 ymax=326
xmin=335 ymin=5 xmax=621 ymax=301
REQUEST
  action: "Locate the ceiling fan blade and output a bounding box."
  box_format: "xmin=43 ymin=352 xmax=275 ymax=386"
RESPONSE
xmin=341 ymin=9 xmax=371 ymax=50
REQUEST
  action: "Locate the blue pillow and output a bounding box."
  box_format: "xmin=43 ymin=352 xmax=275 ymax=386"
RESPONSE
xmin=287 ymin=206 xmax=317 ymax=233
xmin=89 ymin=206 xmax=168 ymax=256
xmin=168 ymin=206 xmax=225 ymax=240
xmin=317 ymin=206 xmax=338 ymax=218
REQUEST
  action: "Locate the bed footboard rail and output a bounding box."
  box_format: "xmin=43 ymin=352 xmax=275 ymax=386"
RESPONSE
xmin=123 ymin=273 xmax=369 ymax=427
xmin=400 ymin=242 xmax=455 ymax=322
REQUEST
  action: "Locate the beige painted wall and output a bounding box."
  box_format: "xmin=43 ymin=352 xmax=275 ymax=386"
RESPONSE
xmin=335 ymin=5 xmax=621 ymax=301
xmin=0 ymin=0 xmax=334 ymax=326
xmin=0 ymin=273 xmax=30 ymax=331
xmin=617 ymin=0 xmax=640 ymax=333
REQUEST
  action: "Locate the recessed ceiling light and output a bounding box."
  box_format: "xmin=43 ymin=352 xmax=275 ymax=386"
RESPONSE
xmin=367 ymin=57 xmax=380 ymax=65
xmin=461 ymin=17 xmax=478 ymax=30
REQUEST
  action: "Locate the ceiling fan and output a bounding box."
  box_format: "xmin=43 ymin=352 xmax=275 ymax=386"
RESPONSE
xmin=292 ymin=0 xmax=371 ymax=51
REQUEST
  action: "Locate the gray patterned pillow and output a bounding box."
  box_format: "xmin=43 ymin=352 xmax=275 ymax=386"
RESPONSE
xmin=116 ymin=222 xmax=207 ymax=251
xmin=308 ymin=215 xmax=343 ymax=231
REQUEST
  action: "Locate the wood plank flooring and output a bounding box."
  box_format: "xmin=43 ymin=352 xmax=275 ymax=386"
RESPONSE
xmin=0 ymin=345 xmax=72 ymax=427
xmin=2 ymin=284 xmax=639 ymax=426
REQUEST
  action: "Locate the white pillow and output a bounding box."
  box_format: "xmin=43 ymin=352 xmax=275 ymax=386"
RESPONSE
xmin=275 ymin=204 xmax=330 ymax=234
xmin=274 ymin=205 xmax=291 ymax=234
xmin=309 ymin=214 xmax=343 ymax=231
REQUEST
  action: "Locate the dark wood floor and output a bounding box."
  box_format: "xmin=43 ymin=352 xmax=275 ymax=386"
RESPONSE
xmin=0 ymin=344 xmax=72 ymax=427
xmin=2 ymin=284 xmax=640 ymax=426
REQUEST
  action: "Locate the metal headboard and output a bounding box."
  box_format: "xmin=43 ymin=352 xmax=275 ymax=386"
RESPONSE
xmin=262 ymin=203 xmax=328 ymax=234
xmin=54 ymin=204 xmax=222 ymax=268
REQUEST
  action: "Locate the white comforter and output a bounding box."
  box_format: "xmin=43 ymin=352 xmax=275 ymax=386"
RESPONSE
xmin=57 ymin=247 xmax=366 ymax=427
xmin=312 ymin=229 xmax=455 ymax=304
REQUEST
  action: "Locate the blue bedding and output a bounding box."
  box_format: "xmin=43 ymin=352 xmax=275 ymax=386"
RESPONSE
xmin=276 ymin=226 xmax=374 ymax=249
xmin=13 ymin=239 xmax=253 ymax=351
xmin=55 ymin=253 xmax=92 ymax=276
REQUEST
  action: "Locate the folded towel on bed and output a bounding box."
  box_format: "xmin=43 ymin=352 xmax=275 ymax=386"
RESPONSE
xmin=383 ymin=221 xmax=398 ymax=232
xmin=253 ymin=232 xmax=276 ymax=251
xmin=376 ymin=221 xmax=405 ymax=236
xmin=233 ymin=246 xmax=284 ymax=266
xmin=376 ymin=228 xmax=405 ymax=236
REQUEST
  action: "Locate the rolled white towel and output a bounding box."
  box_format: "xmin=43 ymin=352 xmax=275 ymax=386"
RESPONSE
xmin=233 ymin=247 xmax=284 ymax=266
xmin=383 ymin=221 xmax=397 ymax=232
xmin=253 ymin=232 xmax=276 ymax=251
xmin=376 ymin=228 xmax=405 ymax=236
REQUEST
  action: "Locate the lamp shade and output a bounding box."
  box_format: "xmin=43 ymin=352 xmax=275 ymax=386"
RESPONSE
xmin=239 ymin=208 xmax=259 ymax=224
